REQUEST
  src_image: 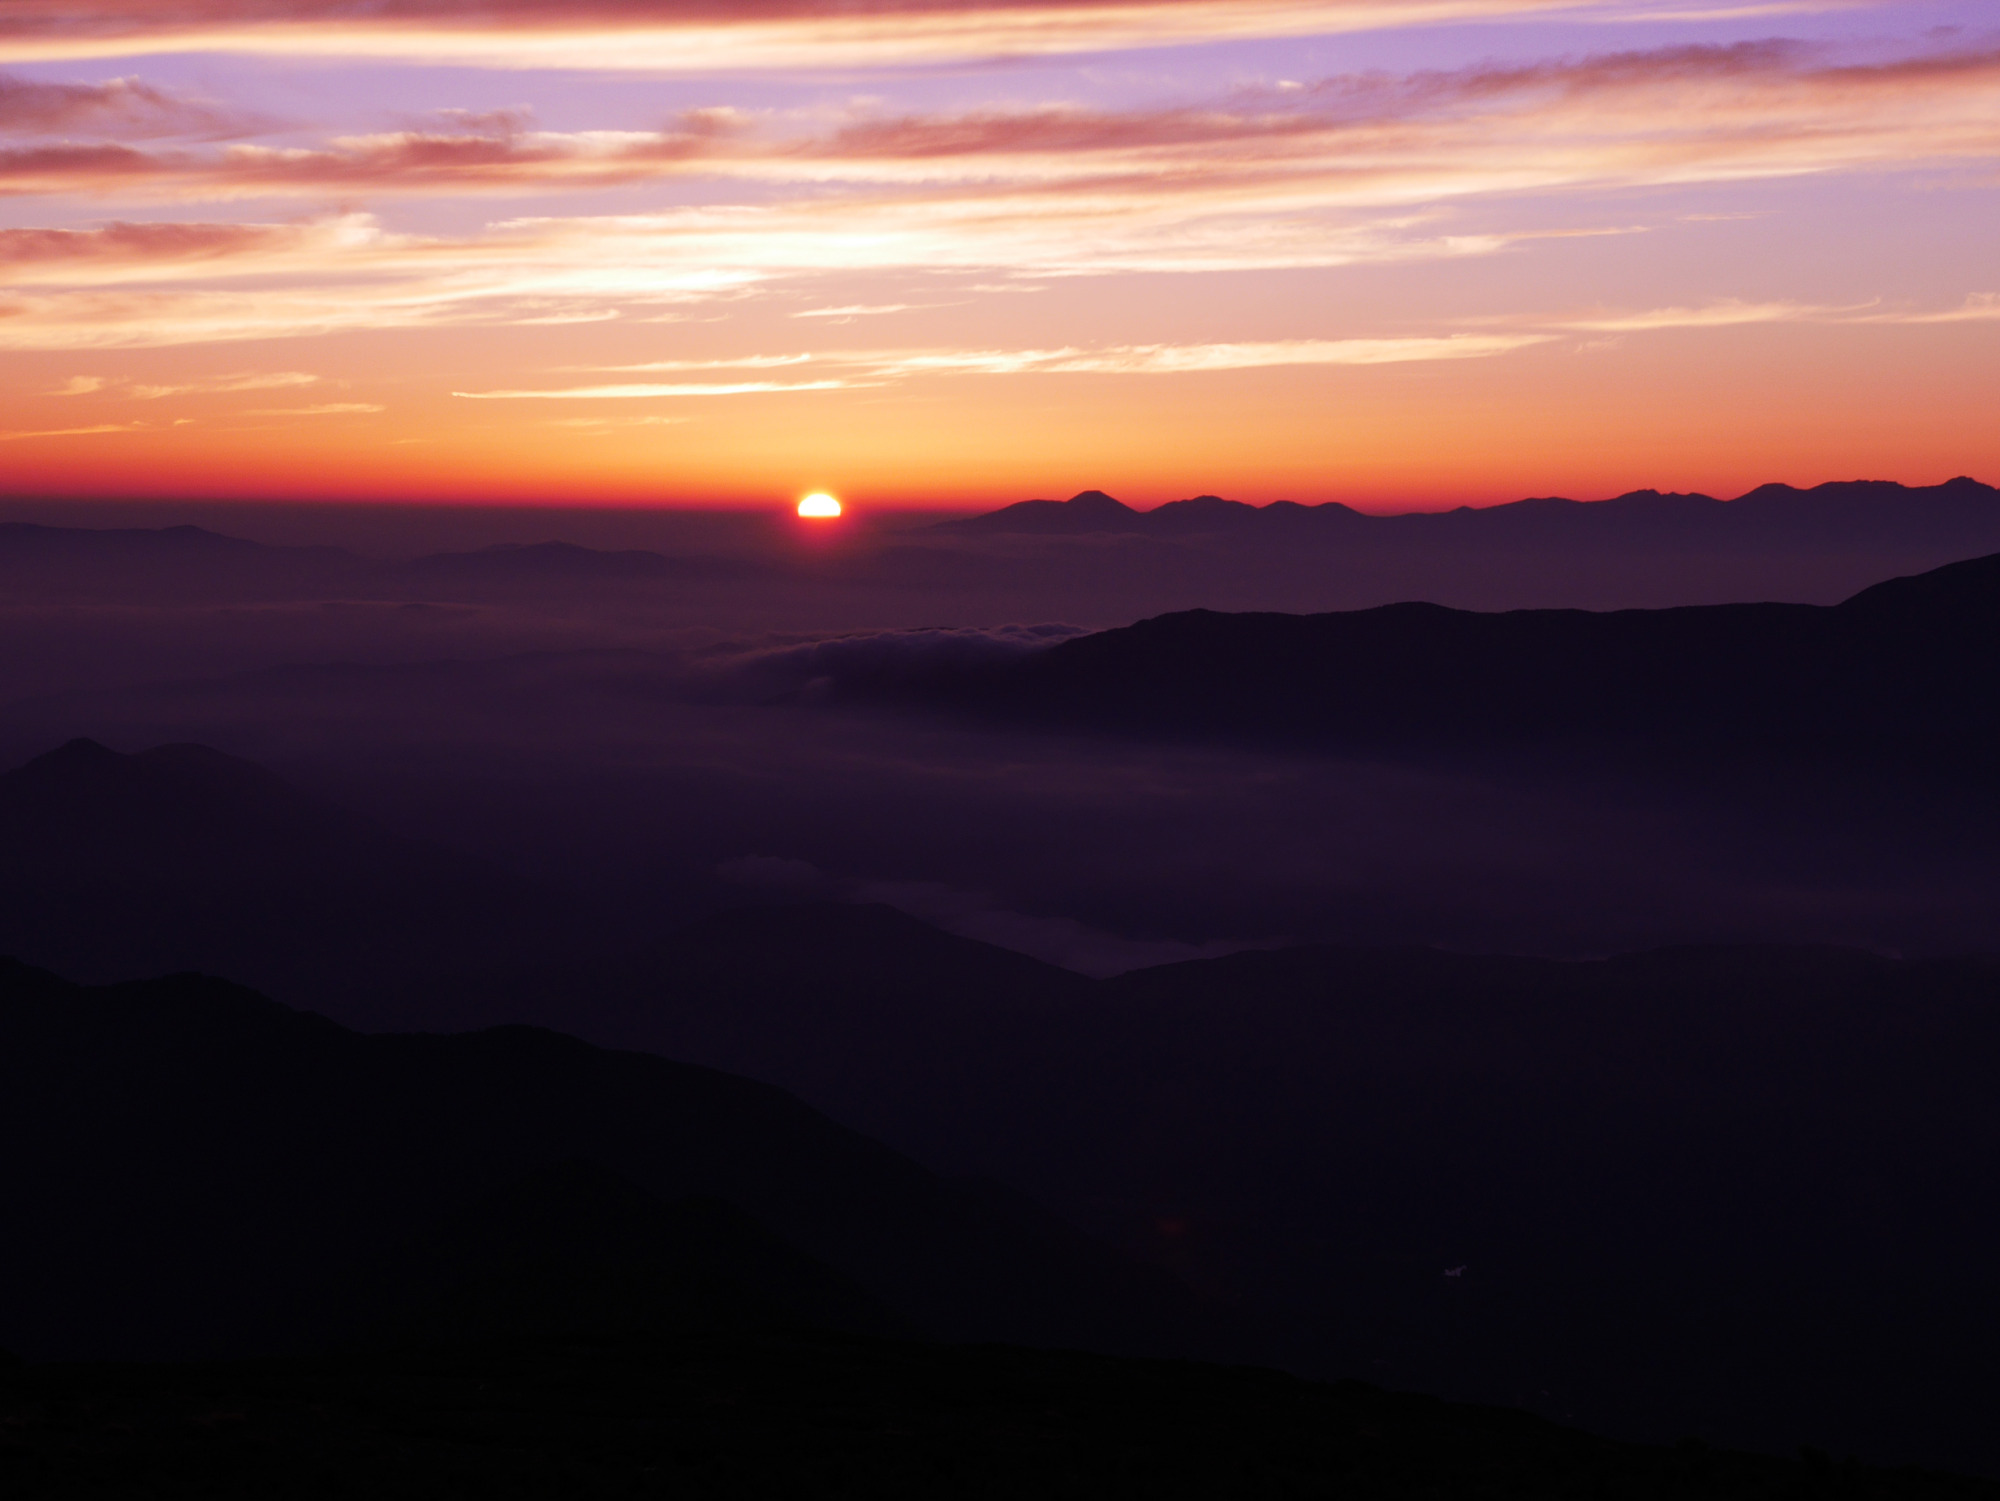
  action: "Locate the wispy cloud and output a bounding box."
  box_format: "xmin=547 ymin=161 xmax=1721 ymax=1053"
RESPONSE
xmin=10 ymin=41 xmax=1996 ymax=209
xmin=0 ymin=217 xmax=381 ymax=283
xmin=1553 ymin=299 xmax=1863 ymax=331
xmin=584 ymin=354 xmax=818 ymax=372
xmin=453 ymin=380 xmax=852 ymax=399
xmin=0 ymin=36 xmax=1992 ymax=354
xmin=0 ymin=115 xmax=727 ymax=199
xmin=793 ymin=303 xmax=923 ymax=319
xmin=0 ymin=422 xmax=143 ymax=440
xmin=0 ymin=71 xmax=244 ymax=138
xmin=128 ymin=370 xmax=318 ymax=398
xmin=42 ymin=368 xmax=321 ymax=398
xmin=858 ymin=335 xmax=1555 ymax=375
xmin=242 ymin=401 xmax=383 ymax=415
xmin=454 ymin=333 xmax=1550 ymax=400
xmin=544 ymin=414 xmax=690 ymax=428
xmin=1540 ymin=295 xmax=2000 ymax=333
xmin=1867 ymin=291 xmax=2000 ymax=325
xmin=0 ymin=1 xmax=1655 ymax=72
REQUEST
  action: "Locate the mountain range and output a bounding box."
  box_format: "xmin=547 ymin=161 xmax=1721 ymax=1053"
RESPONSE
xmin=0 ymin=520 xmax=760 ymax=602
xmin=5 ymin=526 xmax=2000 ymax=1476
xmin=8 ymin=729 xmax=1996 ymax=1468
xmin=939 ymin=477 xmax=2000 ymax=545
xmin=5 ymin=478 xmax=1998 ymax=616
xmin=841 ymin=548 xmax=2000 ymax=781
xmin=4 ymin=893 xmax=1998 ymax=1471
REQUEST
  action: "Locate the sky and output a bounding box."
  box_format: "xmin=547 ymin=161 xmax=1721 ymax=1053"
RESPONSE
xmin=0 ymin=0 xmax=1996 ymax=511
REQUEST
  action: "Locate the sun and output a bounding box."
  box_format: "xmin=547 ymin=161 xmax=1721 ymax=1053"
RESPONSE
xmin=797 ymin=492 xmax=842 ymax=518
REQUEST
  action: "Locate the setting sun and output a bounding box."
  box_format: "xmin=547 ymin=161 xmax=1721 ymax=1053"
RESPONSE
xmin=798 ymin=493 xmax=843 ymax=518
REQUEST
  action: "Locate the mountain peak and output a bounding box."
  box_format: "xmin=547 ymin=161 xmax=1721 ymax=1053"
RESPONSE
xmin=933 ymin=489 xmax=1143 ymax=535
xmin=34 ymin=737 xmax=121 ymax=769
xmin=10 ymin=738 xmax=279 ymax=791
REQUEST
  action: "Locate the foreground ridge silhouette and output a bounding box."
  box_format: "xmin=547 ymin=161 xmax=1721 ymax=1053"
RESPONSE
xmin=588 ymin=909 xmax=2000 ymax=1473
xmin=0 ymin=958 xmax=1251 ymax=1369
xmin=7 ymin=907 xmax=2000 ymax=1472
xmin=5 ymin=1330 xmax=1995 ymax=1500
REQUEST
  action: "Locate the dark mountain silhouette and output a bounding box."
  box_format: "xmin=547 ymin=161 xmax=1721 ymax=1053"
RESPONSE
xmin=938 ymin=488 xmax=1145 ymax=534
xmin=0 ymin=520 xmax=337 ymax=566
xmin=549 ymin=903 xmax=1090 ymax=1153
xmin=7 ymin=1330 xmax=1994 ymax=1499
xmin=539 ymin=904 xmax=2000 ymax=1473
xmin=937 ymin=476 xmax=2000 ymax=546
xmin=402 ymin=540 xmax=766 ymax=584
xmin=877 ymin=549 xmax=2000 ymax=778
xmin=0 ymin=739 xmax=571 ymax=1020
xmin=984 ymin=943 xmax=2000 ymax=1471
xmin=0 ymin=521 xmax=766 ymax=604
xmin=337 ymin=1160 xmax=911 ymax=1347
xmin=0 ymin=957 xmax=1253 ymax=1368
xmin=0 ymin=520 xmax=362 ymax=599
xmin=8 ymin=482 xmax=1998 ymax=631
xmin=5 ymin=729 xmax=1999 ymax=1468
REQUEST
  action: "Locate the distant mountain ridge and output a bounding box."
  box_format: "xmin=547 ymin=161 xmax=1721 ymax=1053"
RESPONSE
xmin=0 ymin=519 xmax=362 ymax=599
xmin=937 ymin=477 xmax=2000 ymax=539
xmin=0 ymin=738 xmax=564 ymax=1018
xmin=7 ymin=478 xmax=1999 ymax=625
xmin=404 ymin=539 xmax=765 ymax=582
xmin=0 ymin=521 xmax=759 ymax=598
xmin=863 ymin=548 xmax=2000 ymax=777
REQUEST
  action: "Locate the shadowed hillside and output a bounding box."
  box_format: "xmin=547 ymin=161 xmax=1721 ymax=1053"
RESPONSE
xmin=0 ymin=739 xmax=570 ymax=1019
xmin=878 ymin=550 xmax=2000 ymax=778
xmin=536 ymin=906 xmax=2000 ymax=1474
xmin=0 ymin=959 xmax=1250 ymax=1369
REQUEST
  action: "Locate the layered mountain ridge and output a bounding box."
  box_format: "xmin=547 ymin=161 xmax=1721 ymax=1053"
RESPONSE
xmin=938 ymin=477 xmax=2000 ymax=539
xmin=841 ymin=547 xmax=2000 ymax=777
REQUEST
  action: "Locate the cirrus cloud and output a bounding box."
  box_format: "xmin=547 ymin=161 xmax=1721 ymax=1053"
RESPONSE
xmin=0 ymin=1 xmax=1676 ymax=72
xmin=450 ymin=334 xmax=1556 ymax=399
xmin=7 ymin=40 xmax=1999 ymax=209
xmin=0 ymin=71 xmax=244 ymax=138
xmin=0 ymin=35 xmax=1993 ymax=355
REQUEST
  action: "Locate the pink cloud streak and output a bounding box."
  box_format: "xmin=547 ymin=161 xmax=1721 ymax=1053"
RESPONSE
xmin=3 ymin=40 xmax=1993 ymax=206
xmin=0 ymin=73 xmax=240 ymax=137
xmin=0 ymin=1 xmax=1646 ymax=71
xmin=0 ymin=36 xmax=1992 ymax=352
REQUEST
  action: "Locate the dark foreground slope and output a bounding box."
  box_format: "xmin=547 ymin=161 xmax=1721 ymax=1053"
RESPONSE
xmin=896 ymin=550 xmax=2000 ymax=777
xmin=7 ymin=1331 xmax=1995 ymax=1501
xmin=570 ymin=903 xmax=1092 ymax=1146
xmin=1026 ymin=945 xmax=2000 ymax=1470
xmin=569 ymin=907 xmax=2000 ymax=1475
xmin=0 ymin=959 xmax=1248 ymax=1368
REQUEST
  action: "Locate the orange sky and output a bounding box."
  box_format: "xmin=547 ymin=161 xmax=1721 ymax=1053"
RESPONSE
xmin=1 ymin=0 xmax=1995 ymax=509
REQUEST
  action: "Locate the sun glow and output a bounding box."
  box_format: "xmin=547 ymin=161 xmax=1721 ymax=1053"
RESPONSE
xmin=797 ymin=492 xmax=842 ymax=518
